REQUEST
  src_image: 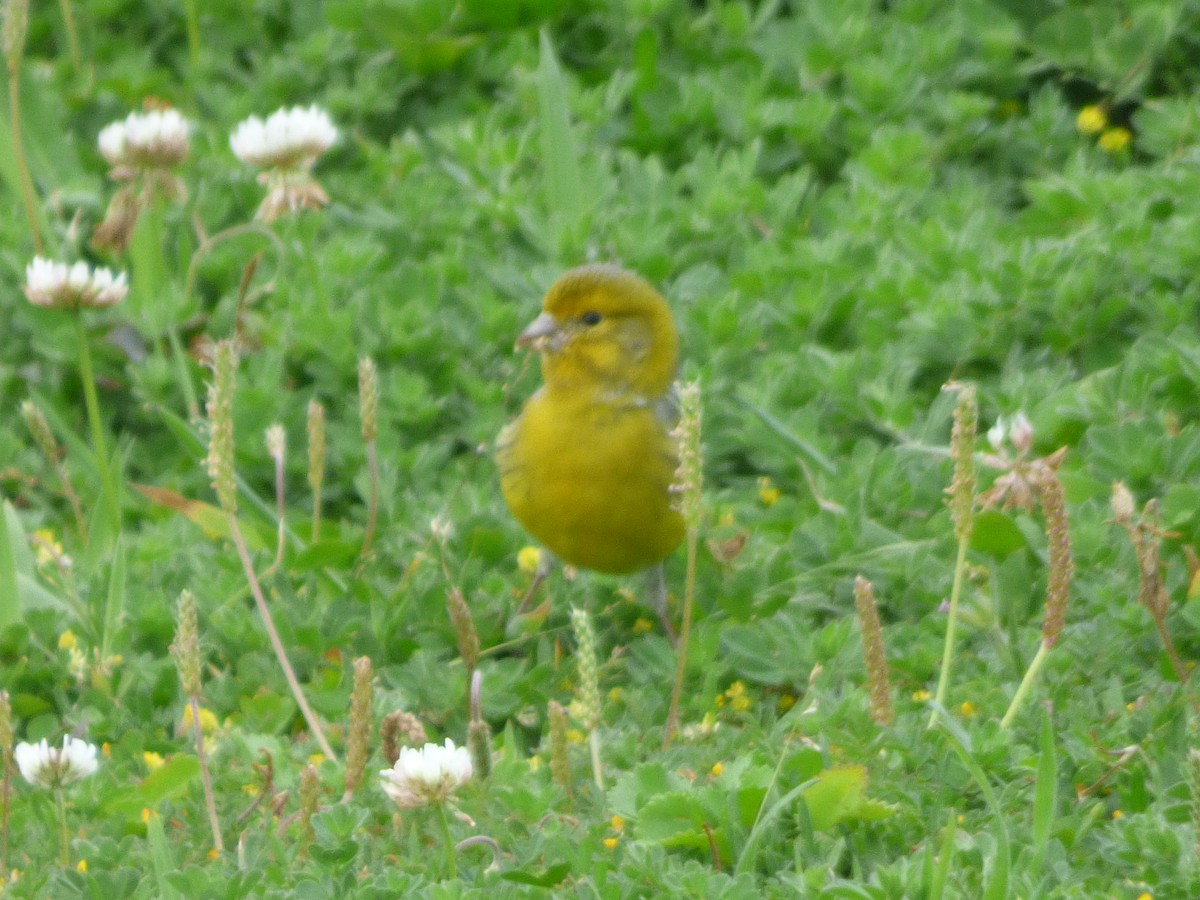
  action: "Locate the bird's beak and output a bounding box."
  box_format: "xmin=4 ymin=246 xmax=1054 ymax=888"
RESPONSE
xmin=515 ymin=312 xmax=561 ymax=352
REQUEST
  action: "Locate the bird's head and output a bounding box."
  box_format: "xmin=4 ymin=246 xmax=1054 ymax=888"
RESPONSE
xmin=516 ymin=264 xmax=678 ymax=398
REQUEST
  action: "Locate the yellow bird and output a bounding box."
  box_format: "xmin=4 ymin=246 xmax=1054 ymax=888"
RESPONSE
xmin=497 ymin=264 xmax=685 ymax=627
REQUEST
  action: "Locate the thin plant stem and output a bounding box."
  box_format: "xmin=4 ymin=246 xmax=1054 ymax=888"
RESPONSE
xmin=51 ymin=455 xmax=88 ymax=547
xmin=183 ymin=222 xmax=284 ymax=314
xmin=189 ymin=695 xmax=224 ymax=853
xmin=226 ymin=513 xmax=337 ymax=762
xmin=929 ymin=534 xmax=969 ymax=728
xmin=360 ymin=439 xmax=378 ymax=559
xmin=183 ymin=0 xmax=200 ymax=73
xmin=165 ymin=325 xmax=200 ymax=420
xmin=589 ymin=729 xmax=603 ymax=792
xmin=56 ymin=0 xmax=81 ymax=75
xmin=664 ymin=527 xmax=698 ymax=750
xmin=138 ymin=196 xmax=200 ymax=419
xmin=75 ymin=313 xmax=120 ymax=533
xmin=1 ymin=745 xmax=9 ymax=872
xmin=7 ymin=57 xmax=42 ymax=253
xmin=1000 ymin=641 xmax=1049 ymax=729
xmin=1147 ymin=610 xmax=1200 ymax=714
xmin=179 ymin=223 xmax=283 ymax=417
xmin=54 ymin=786 xmax=69 ymax=866
xmin=435 ymin=802 xmax=458 ymax=879
xmin=270 ymin=437 xmax=285 ymax=573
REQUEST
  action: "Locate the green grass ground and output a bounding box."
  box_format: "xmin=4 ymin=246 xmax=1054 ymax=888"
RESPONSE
xmin=1 ymin=0 xmax=1200 ymax=896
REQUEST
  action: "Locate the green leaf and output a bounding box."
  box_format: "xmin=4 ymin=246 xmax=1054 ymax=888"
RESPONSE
xmin=800 ymin=764 xmax=896 ymax=831
xmin=636 ymin=790 xmax=731 ymax=861
xmin=537 ymin=28 xmax=583 ymax=246
xmin=635 ymin=790 xmax=709 ymax=842
xmin=1031 ymin=708 xmax=1058 ymax=875
xmin=145 ymin=811 xmax=185 ymax=899
xmin=0 ymin=502 xmax=24 ymax=629
xmin=100 ymin=537 xmax=126 ymax=662
xmin=970 ymin=509 xmax=1027 ymax=557
xmin=133 ymin=755 xmax=202 ymax=808
xmin=934 ymin=712 xmax=1010 ymax=900
xmin=500 ymin=864 xmax=572 ymax=887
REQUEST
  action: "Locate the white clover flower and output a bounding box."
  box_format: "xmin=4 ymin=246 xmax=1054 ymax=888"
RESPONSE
xmin=379 ymin=738 xmax=472 ymax=809
xmin=230 ymin=105 xmax=338 ymax=221
xmin=98 ymin=108 xmax=190 ymax=169
xmin=230 ymin=105 xmax=337 ymax=170
xmin=23 ymin=257 xmax=128 ymax=310
xmin=1009 ymin=411 xmax=1034 ymax=454
xmin=986 ymin=418 xmax=1006 ymax=453
xmin=14 ymin=736 xmax=98 ymax=789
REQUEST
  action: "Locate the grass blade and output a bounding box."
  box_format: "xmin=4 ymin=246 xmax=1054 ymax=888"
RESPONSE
xmin=537 ymin=28 xmax=582 ymax=240
xmin=932 ymin=708 xmax=1011 ymax=900
xmin=99 ymin=537 xmax=127 ymax=663
xmin=0 ymin=502 xmax=26 ymax=630
xmin=1030 ymin=708 xmax=1057 ymax=876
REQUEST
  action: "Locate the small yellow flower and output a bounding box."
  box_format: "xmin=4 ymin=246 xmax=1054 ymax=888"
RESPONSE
xmin=724 ymin=681 xmax=752 ymax=712
xmin=1112 ymin=808 xmax=1124 ymax=820
xmin=632 ymin=617 xmax=654 ymax=635
xmin=1137 ymin=892 xmax=1153 ymax=900
xmin=757 ymin=476 xmax=780 ymax=507
xmin=777 ymin=693 xmax=796 ymax=712
xmin=610 ymin=815 xmax=625 ymax=833
xmin=101 ymin=742 xmax=112 ymax=758
xmin=143 ymin=751 xmax=165 ymax=771
xmin=517 ymin=545 xmax=542 ymax=574
xmin=308 ymin=753 xmax=326 ymax=767
xmin=960 ymin=701 xmax=976 ymax=718
xmin=66 ymin=645 xmax=88 ymax=682
xmin=1076 ymin=104 xmax=1107 ymax=135
xmin=912 ymin=689 xmax=932 ymax=702
xmin=75 ymin=859 xmax=87 ymax=873
xmin=141 ymin=807 xmax=155 ymax=824
xmin=207 ymin=847 xmax=220 ymax=860
xmin=603 ymin=837 xmax=619 ymax=850
xmin=710 ymin=762 xmax=724 ymax=777
xmin=180 ymin=705 xmax=219 ymax=735
xmin=33 ymin=529 xmax=64 ymax=567
xmin=58 ymin=630 xmax=78 ymax=650
xmin=1098 ymin=126 xmax=1132 ymax=153
xmin=565 ymin=728 xmax=585 ymax=745
xmin=607 ymin=686 xmax=625 ymax=703
xmin=242 ymin=783 xmax=260 ymax=796
xmin=956 ymin=814 xmax=964 ymax=825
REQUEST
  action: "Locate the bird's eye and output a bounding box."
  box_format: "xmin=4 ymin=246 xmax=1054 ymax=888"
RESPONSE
xmin=581 ymin=311 xmax=602 ymax=326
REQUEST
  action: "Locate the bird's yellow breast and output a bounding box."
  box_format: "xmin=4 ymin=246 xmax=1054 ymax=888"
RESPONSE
xmin=498 ymin=385 xmax=684 ymax=574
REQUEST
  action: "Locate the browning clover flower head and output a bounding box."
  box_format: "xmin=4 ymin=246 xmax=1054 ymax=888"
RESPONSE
xmin=98 ymin=108 xmax=191 ymax=173
xmin=379 ymin=738 xmax=472 ymax=809
xmin=230 ymin=105 xmax=338 ymax=221
xmin=15 ymin=736 xmax=98 ymax=789
xmin=23 ymin=257 xmax=128 ymax=310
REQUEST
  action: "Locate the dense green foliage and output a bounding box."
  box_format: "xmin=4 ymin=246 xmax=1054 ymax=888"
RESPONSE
xmin=2 ymin=0 xmax=1200 ymax=895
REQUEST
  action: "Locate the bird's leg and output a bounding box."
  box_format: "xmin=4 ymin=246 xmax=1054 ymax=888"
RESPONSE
xmin=515 ymin=549 xmax=556 ymax=614
xmin=645 ymin=563 xmax=677 ymax=644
